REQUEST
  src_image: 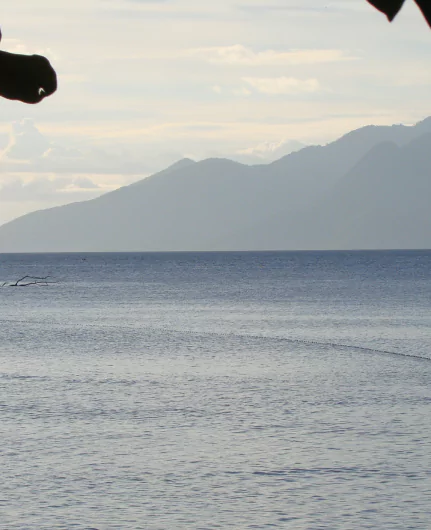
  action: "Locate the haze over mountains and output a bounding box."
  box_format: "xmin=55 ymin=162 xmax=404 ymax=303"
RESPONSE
xmin=1 ymin=118 xmax=431 ymax=252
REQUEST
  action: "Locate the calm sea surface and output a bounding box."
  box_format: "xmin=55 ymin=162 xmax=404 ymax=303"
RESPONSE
xmin=0 ymin=251 xmax=431 ymax=529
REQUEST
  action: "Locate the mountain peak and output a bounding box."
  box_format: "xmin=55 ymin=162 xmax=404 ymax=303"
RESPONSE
xmin=161 ymin=157 xmax=196 ymax=173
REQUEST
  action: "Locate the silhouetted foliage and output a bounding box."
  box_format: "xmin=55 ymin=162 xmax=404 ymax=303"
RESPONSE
xmin=0 ymin=27 xmax=57 ymax=104
xmin=367 ymin=0 xmax=431 ymax=26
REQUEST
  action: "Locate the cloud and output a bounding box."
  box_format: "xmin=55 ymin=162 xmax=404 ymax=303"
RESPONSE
xmin=1 ymin=38 xmax=58 ymax=62
xmin=3 ymin=119 xmax=50 ymax=161
xmin=0 ymin=175 xmax=101 ymax=202
xmin=72 ymin=177 xmax=101 ymax=189
xmin=0 ymin=119 xmax=173 ymax=177
xmin=237 ymin=138 xmax=305 ymax=159
xmin=242 ymin=76 xmax=321 ymax=95
xmin=237 ymin=0 xmax=363 ymax=15
xmin=238 ymin=5 xmax=343 ymax=15
xmin=183 ymin=45 xmax=352 ymax=66
xmin=232 ymin=87 xmax=252 ymax=97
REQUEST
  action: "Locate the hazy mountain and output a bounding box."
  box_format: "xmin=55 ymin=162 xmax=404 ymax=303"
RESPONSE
xmin=299 ymin=132 xmax=431 ymax=250
xmin=1 ymin=118 xmax=431 ymax=252
xmin=238 ymin=131 xmax=431 ymax=250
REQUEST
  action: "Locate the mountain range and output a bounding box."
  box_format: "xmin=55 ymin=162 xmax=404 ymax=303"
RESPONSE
xmin=1 ymin=117 xmax=431 ymax=252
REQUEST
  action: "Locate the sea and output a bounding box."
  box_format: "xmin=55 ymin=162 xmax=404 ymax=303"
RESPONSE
xmin=0 ymin=250 xmax=430 ymax=529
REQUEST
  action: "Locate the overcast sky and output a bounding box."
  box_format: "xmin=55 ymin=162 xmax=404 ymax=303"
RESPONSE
xmin=0 ymin=0 xmax=430 ymax=225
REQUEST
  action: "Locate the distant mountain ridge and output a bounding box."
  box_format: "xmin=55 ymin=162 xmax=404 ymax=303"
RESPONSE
xmin=1 ymin=118 xmax=431 ymax=252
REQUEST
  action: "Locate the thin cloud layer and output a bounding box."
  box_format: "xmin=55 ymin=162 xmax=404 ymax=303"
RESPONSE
xmin=243 ymin=77 xmax=321 ymax=95
xmin=0 ymin=175 xmax=100 ymax=202
xmin=183 ymin=45 xmax=353 ymax=65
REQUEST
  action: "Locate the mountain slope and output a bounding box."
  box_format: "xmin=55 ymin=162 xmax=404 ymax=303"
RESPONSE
xmin=306 ymin=133 xmax=431 ymax=250
xmin=243 ymin=133 xmax=431 ymax=250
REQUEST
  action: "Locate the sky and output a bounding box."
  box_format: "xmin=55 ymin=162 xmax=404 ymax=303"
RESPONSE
xmin=0 ymin=0 xmax=430 ymax=225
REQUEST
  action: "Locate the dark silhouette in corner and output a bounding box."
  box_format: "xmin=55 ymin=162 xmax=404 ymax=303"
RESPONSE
xmin=0 ymin=27 xmax=57 ymax=104
xmin=367 ymin=0 xmax=431 ymax=26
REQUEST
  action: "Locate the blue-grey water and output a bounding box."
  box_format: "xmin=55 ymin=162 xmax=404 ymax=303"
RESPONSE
xmin=1 ymin=250 xmax=431 ymax=529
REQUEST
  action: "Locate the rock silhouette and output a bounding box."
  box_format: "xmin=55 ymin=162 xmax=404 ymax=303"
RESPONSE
xmin=0 ymin=28 xmax=57 ymax=104
xmin=367 ymin=0 xmax=431 ymax=26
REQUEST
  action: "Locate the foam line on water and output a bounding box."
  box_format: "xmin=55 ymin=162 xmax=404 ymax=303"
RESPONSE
xmin=146 ymin=326 xmax=431 ymax=362
xmin=0 ymin=317 xmax=429 ymax=362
